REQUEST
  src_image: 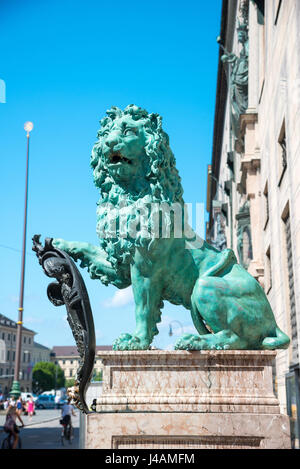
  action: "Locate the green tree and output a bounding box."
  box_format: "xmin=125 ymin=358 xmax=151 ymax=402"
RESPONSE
xmin=32 ymin=362 xmax=65 ymax=394
xmin=92 ymin=370 xmax=103 ymax=382
xmin=65 ymin=378 xmax=76 ymax=388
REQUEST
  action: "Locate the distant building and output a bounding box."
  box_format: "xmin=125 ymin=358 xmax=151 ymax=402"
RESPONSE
xmin=32 ymin=341 xmax=52 ymax=364
xmin=51 ymin=345 xmax=112 ymax=381
xmin=0 ymin=313 xmax=35 ymax=395
xmin=207 ymin=0 xmax=300 ymax=448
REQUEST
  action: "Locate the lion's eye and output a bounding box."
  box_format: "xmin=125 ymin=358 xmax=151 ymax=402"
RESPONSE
xmin=124 ymin=128 xmax=137 ymax=136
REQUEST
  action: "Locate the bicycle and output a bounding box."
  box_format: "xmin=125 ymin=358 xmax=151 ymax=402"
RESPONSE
xmin=1 ymin=426 xmax=22 ymax=449
xmin=60 ymin=419 xmax=73 ymax=446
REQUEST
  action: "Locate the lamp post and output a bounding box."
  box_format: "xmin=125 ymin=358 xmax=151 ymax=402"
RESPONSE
xmin=10 ymin=122 xmax=34 ymax=399
xmin=168 ymin=320 xmax=184 ymax=337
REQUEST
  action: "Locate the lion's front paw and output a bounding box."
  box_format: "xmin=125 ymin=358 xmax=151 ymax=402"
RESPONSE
xmin=52 ymin=238 xmax=67 ymax=250
xmin=112 ymin=333 xmax=150 ymax=351
xmin=53 ymin=239 xmax=82 ymax=258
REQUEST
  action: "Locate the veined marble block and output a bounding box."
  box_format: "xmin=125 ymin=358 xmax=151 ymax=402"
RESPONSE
xmin=84 ymin=350 xmax=291 ymax=449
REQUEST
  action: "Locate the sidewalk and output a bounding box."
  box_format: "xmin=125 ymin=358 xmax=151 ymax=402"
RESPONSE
xmin=0 ymin=408 xmax=62 ymax=427
xmin=0 ymin=409 xmax=80 ymax=449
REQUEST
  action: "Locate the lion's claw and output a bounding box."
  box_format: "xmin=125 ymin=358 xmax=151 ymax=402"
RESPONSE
xmin=175 ymin=333 xmax=233 ymax=351
xmin=113 ymin=333 xmax=150 ymax=351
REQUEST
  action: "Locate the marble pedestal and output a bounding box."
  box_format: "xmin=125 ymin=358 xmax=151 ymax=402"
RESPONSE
xmin=84 ymin=350 xmax=291 ymax=449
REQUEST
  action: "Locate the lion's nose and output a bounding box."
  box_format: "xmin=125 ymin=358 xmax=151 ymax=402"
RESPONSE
xmin=105 ymin=132 xmax=121 ymax=149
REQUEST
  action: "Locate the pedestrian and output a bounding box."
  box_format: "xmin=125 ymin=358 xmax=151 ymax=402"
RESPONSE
xmin=60 ymin=398 xmax=76 ymax=439
xmin=9 ymin=396 xmax=16 ymax=407
xmin=55 ymin=394 xmax=60 ymax=409
xmin=4 ymin=404 xmax=24 ymax=449
xmin=26 ymin=396 xmax=35 ymax=420
xmin=16 ymin=396 xmax=23 ymax=418
xmin=3 ymin=398 xmax=9 ymax=410
xmin=0 ymin=392 xmax=4 ymax=410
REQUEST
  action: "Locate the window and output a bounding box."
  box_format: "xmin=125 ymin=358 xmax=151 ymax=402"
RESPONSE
xmin=28 ymin=338 xmax=31 ymax=344
xmin=257 ymin=0 xmax=266 ymax=100
xmin=6 ymin=350 xmax=10 ymax=361
xmin=263 ymin=181 xmax=269 ymax=229
xmin=12 ymin=351 xmax=15 ymax=361
xmin=2 ymin=333 xmax=5 ymax=340
xmin=265 ymin=246 xmax=272 ymax=293
xmin=282 ymin=207 xmax=298 ymax=365
xmin=286 ymin=369 xmax=300 ymax=449
xmin=252 ymin=0 xmax=265 ymax=25
xmin=23 ymin=337 xmax=26 ymax=344
xmin=70 ymin=369 xmax=73 ymax=377
xmin=13 ymin=335 xmax=16 ymax=342
xmin=0 ymin=340 xmax=5 ymax=363
xmin=7 ymin=334 xmax=10 ymax=341
xmin=278 ymin=120 xmax=287 ymax=186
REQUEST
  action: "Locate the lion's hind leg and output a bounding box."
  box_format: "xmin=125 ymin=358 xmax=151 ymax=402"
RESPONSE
xmin=262 ymin=327 xmax=290 ymax=350
xmin=175 ymin=276 xmax=247 ymax=350
xmin=175 ymin=330 xmax=248 ymax=350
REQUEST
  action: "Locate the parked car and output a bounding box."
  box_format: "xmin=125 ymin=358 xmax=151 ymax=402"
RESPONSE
xmin=21 ymin=392 xmax=38 ymax=402
xmin=35 ymin=394 xmax=56 ymax=409
xmin=57 ymin=398 xmax=68 ymax=408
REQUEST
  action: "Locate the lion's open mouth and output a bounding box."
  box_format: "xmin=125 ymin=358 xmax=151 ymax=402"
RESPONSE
xmin=109 ymin=152 xmax=132 ymax=165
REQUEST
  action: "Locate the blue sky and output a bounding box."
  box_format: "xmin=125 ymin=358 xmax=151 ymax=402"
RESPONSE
xmin=0 ymin=0 xmax=222 ymax=349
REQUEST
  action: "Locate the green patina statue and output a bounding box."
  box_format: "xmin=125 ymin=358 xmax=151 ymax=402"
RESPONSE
xmin=53 ymin=105 xmax=290 ymax=351
xmin=221 ymin=19 xmax=249 ymax=141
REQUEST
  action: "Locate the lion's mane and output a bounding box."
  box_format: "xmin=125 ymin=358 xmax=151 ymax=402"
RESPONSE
xmin=90 ymin=105 xmax=186 ymax=283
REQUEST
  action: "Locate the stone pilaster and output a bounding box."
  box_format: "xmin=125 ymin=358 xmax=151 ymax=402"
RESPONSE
xmin=239 ymin=112 xmax=264 ymax=285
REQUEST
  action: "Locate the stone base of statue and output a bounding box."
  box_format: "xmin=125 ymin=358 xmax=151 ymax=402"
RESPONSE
xmin=83 ymin=350 xmax=291 ymax=449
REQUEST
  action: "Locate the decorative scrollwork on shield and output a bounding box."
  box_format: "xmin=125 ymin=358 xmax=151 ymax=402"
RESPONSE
xmin=32 ymin=235 xmax=96 ymax=414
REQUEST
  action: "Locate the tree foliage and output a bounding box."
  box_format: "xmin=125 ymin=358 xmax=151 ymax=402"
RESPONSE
xmin=65 ymin=378 xmax=75 ymax=388
xmin=32 ymin=362 xmax=65 ymax=394
xmin=92 ymin=370 xmax=103 ymax=382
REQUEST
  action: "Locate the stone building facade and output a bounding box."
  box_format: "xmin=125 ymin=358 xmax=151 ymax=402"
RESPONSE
xmin=0 ymin=313 xmax=36 ymax=395
xmin=32 ymin=341 xmax=52 ymax=364
xmin=52 ymin=345 xmax=112 ymax=382
xmin=207 ymin=0 xmax=300 ymax=447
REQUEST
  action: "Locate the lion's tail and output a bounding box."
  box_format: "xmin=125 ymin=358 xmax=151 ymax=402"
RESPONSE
xmin=262 ymin=327 xmax=290 ymax=350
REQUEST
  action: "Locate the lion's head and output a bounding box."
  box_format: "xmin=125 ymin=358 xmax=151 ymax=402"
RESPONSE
xmin=90 ymin=105 xmax=187 ymax=280
xmin=91 ymin=104 xmax=184 ymax=205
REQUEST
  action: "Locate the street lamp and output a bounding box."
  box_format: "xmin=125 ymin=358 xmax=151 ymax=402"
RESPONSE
xmin=168 ymin=320 xmax=184 ymax=337
xmin=10 ymin=122 xmax=34 ymax=399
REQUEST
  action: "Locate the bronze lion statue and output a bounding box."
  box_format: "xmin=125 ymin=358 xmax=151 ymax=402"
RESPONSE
xmin=54 ymin=105 xmax=290 ymax=351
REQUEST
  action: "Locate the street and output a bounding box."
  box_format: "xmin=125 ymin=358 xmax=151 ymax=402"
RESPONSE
xmin=0 ymin=409 xmax=80 ymax=449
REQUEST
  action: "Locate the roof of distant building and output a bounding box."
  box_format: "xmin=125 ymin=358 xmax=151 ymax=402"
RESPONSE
xmin=33 ymin=341 xmax=51 ymax=351
xmin=0 ymin=313 xmax=36 ymax=334
xmin=52 ymin=345 xmax=112 ymax=357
